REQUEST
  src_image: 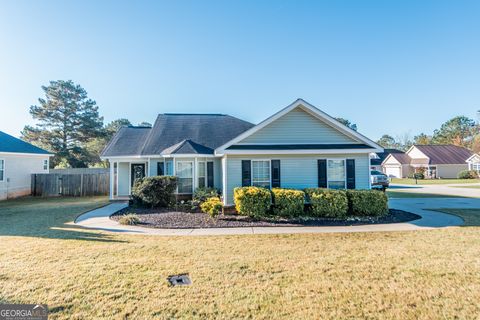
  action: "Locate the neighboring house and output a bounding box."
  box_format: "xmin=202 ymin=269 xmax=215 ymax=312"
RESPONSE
xmin=0 ymin=131 xmax=52 ymax=200
xmin=382 ymin=144 xmax=472 ymax=179
xmin=466 ymin=153 xmax=480 ymax=174
xmin=101 ymin=99 xmax=383 ymax=205
xmin=370 ymin=149 xmax=404 ymax=172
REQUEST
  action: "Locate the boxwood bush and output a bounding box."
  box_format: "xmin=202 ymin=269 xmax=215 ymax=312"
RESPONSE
xmin=271 ymin=188 xmax=305 ymax=217
xmin=131 ymin=176 xmax=177 ymax=208
xmin=200 ymin=197 xmax=223 ymax=217
xmin=346 ymin=190 xmax=388 ymax=217
xmin=304 ymin=188 xmax=348 ymax=218
xmin=193 ymin=187 xmax=220 ymax=203
xmin=233 ymin=187 xmax=271 ymax=218
xmin=457 ymin=169 xmax=479 ymax=179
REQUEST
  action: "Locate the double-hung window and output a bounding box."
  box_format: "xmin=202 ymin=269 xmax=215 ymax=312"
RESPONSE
xmin=165 ymin=160 xmax=173 ymax=176
xmin=252 ymin=160 xmax=270 ymax=188
xmin=43 ymin=159 xmax=48 ymax=170
xmin=176 ymin=161 xmax=193 ymax=193
xmin=198 ymin=161 xmax=206 ymax=188
xmin=327 ymin=159 xmax=346 ymax=189
xmin=0 ymin=159 xmax=4 ymax=182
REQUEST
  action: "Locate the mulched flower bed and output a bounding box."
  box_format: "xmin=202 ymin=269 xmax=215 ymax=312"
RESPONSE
xmin=111 ymin=207 xmax=421 ymax=229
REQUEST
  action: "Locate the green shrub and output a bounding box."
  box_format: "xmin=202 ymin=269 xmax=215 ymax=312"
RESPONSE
xmin=271 ymin=188 xmax=305 ymax=217
xmin=118 ymin=213 xmax=140 ymax=225
xmin=346 ymin=190 xmax=388 ymax=217
xmin=304 ymin=188 xmax=348 ymax=218
xmin=233 ymin=187 xmax=271 ymax=218
xmin=457 ymin=170 xmax=479 ymax=179
xmin=131 ymin=176 xmax=177 ymax=208
xmin=193 ymin=187 xmax=220 ymax=203
xmin=200 ymin=197 xmax=223 ymax=217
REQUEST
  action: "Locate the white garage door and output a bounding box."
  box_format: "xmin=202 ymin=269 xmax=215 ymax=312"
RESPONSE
xmin=384 ymin=166 xmax=401 ymax=178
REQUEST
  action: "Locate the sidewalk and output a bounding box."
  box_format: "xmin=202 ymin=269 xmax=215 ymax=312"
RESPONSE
xmin=73 ymin=198 xmax=468 ymax=236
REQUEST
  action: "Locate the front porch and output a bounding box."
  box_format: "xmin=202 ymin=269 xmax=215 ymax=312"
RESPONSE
xmin=108 ymin=157 xmax=219 ymax=200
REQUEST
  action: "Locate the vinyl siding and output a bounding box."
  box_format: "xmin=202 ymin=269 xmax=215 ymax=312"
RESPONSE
xmin=437 ymin=164 xmax=468 ymax=179
xmin=407 ymin=146 xmax=429 ymax=160
xmin=117 ymin=162 xmax=130 ymax=196
xmin=0 ymin=154 xmax=49 ymax=200
xmin=238 ymin=108 xmax=357 ymax=144
xmin=224 ymin=153 xmax=371 ymax=205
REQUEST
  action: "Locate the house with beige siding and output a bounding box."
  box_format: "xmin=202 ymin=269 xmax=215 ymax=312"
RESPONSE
xmin=0 ymin=131 xmax=52 ymax=200
xmin=101 ymin=99 xmax=383 ymax=205
xmin=382 ymin=144 xmax=472 ymax=179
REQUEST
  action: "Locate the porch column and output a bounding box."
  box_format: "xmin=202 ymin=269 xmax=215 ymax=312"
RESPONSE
xmin=194 ymin=157 xmax=198 ymax=190
xmin=222 ymin=155 xmax=228 ymax=205
xmin=109 ymin=160 xmax=114 ymax=200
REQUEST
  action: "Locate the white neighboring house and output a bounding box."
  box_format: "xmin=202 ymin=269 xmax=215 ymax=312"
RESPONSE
xmin=382 ymin=144 xmax=472 ymax=179
xmin=466 ymin=153 xmax=480 ymax=174
xmin=0 ymin=131 xmax=53 ymax=200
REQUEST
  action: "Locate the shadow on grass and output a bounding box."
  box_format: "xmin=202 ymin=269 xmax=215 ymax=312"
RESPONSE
xmin=0 ymin=197 xmax=126 ymax=243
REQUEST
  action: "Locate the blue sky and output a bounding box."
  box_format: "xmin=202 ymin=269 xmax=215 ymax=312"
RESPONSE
xmin=1 ymin=0 xmax=479 ymax=140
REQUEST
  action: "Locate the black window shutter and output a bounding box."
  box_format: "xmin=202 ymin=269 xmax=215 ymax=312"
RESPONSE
xmin=318 ymin=159 xmax=327 ymax=188
xmin=271 ymin=160 xmax=281 ymax=188
xmin=207 ymin=162 xmax=214 ymax=188
xmin=157 ymin=162 xmax=164 ymax=176
xmin=241 ymin=160 xmax=251 ymax=187
xmin=346 ymin=159 xmax=356 ymax=189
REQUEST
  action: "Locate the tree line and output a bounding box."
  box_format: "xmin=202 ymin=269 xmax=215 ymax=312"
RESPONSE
xmin=22 ymin=80 xmax=480 ymax=168
xmin=22 ymin=80 xmax=151 ymax=168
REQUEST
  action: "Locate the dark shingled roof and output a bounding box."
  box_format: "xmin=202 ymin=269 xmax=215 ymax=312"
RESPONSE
xmin=414 ymin=145 xmax=473 ymax=165
xmin=101 ymin=126 xmax=152 ymax=157
xmin=0 ymin=131 xmax=51 ymax=155
xmin=101 ymin=114 xmax=254 ymax=157
xmin=371 ymin=149 xmax=404 ymax=165
xmin=387 ymin=153 xmax=412 ymax=165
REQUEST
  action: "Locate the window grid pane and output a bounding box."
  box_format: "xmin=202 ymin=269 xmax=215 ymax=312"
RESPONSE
xmin=177 ymin=162 xmax=193 ymax=193
xmin=252 ymin=160 xmax=270 ymax=188
xmin=327 ymin=159 xmax=346 ymax=189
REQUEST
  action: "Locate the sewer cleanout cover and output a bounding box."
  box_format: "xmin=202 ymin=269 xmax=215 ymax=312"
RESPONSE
xmin=167 ymin=274 xmax=192 ymax=286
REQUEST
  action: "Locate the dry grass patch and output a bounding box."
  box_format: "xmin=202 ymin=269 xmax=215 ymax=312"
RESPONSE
xmin=0 ymin=197 xmax=479 ymax=319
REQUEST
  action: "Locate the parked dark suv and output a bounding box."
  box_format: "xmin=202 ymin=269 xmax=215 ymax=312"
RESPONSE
xmin=371 ymin=170 xmax=389 ymax=190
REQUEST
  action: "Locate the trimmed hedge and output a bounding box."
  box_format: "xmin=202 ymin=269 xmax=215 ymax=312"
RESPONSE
xmin=131 ymin=176 xmax=177 ymax=208
xmin=200 ymin=197 xmax=223 ymax=217
xmin=458 ymin=170 xmax=479 ymax=179
xmin=233 ymin=187 xmax=271 ymax=218
xmin=271 ymin=188 xmax=305 ymax=217
xmin=346 ymin=190 xmax=388 ymax=217
xmin=304 ymin=188 xmax=348 ymax=218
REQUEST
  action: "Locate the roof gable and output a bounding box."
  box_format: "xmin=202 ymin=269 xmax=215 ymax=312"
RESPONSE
xmin=466 ymin=153 xmax=480 ymax=163
xmin=0 ymin=131 xmax=51 ymax=155
xmin=216 ymin=99 xmax=382 ymax=153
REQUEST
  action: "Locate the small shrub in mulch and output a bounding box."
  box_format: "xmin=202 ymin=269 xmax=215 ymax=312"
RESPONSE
xmin=118 ymin=213 xmax=140 ymax=225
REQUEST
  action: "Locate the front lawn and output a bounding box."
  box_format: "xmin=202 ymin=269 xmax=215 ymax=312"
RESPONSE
xmin=391 ymin=178 xmax=480 ymax=185
xmin=429 ymin=208 xmax=480 ymax=226
xmin=1 ymin=197 xmax=479 ymax=319
xmin=386 ymin=190 xmax=465 ymax=198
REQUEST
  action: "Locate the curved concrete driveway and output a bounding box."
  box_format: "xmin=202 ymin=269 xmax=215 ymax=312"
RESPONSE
xmin=73 ymin=198 xmax=475 ymax=236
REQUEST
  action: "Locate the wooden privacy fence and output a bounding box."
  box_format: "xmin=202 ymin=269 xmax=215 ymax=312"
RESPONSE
xmin=31 ymin=172 xmax=110 ymax=197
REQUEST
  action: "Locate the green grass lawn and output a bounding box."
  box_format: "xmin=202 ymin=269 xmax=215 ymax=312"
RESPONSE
xmin=391 ymin=178 xmax=480 ymax=185
xmin=1 ymin=197 xmax=480 ymax=319
xmin=429 ymin=208 xmax=480 ymax=226
xmin=386 ymin=190 xmax=465 ymax=198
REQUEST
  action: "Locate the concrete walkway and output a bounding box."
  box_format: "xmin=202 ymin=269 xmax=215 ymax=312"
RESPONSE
xmin=73 ymin=198 xmax=475 ymax=236
xmin=390 ymin=182 xmax=480 ymax=198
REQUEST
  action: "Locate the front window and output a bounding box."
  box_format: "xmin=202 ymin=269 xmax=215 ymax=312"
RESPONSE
xmin=0 ymin=160 xmax=4 ymax=182
xmin=43 ymin=159 xmax=48 ymax=170
xmin=198 ymin=161 xmax=206 ymax=188
xmin=177 ymin=161 xmax=193 ymax=193
xmin=473 ymin=163 xmax=480 ymax=172
xmin=165 ymin=160 xmax=173 ymax=175
xmin=328 ymin=159 xmax=345 ymax=189
xmin=252 ymin=160 xmax=270 ymax=188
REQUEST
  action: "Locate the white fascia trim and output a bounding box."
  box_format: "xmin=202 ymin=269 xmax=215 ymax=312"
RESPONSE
xmin=0 ymin=152 xmax=54 ymax=157
xmin=101 ymin=154 xmax=219 ymax=160
xmin=466 ymin=153 xmax=480 ymax=163
xmin=221 ymin=148 xmax=379 ymax=155
xmin=214 ymin=98 xmax=383 ymax=154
